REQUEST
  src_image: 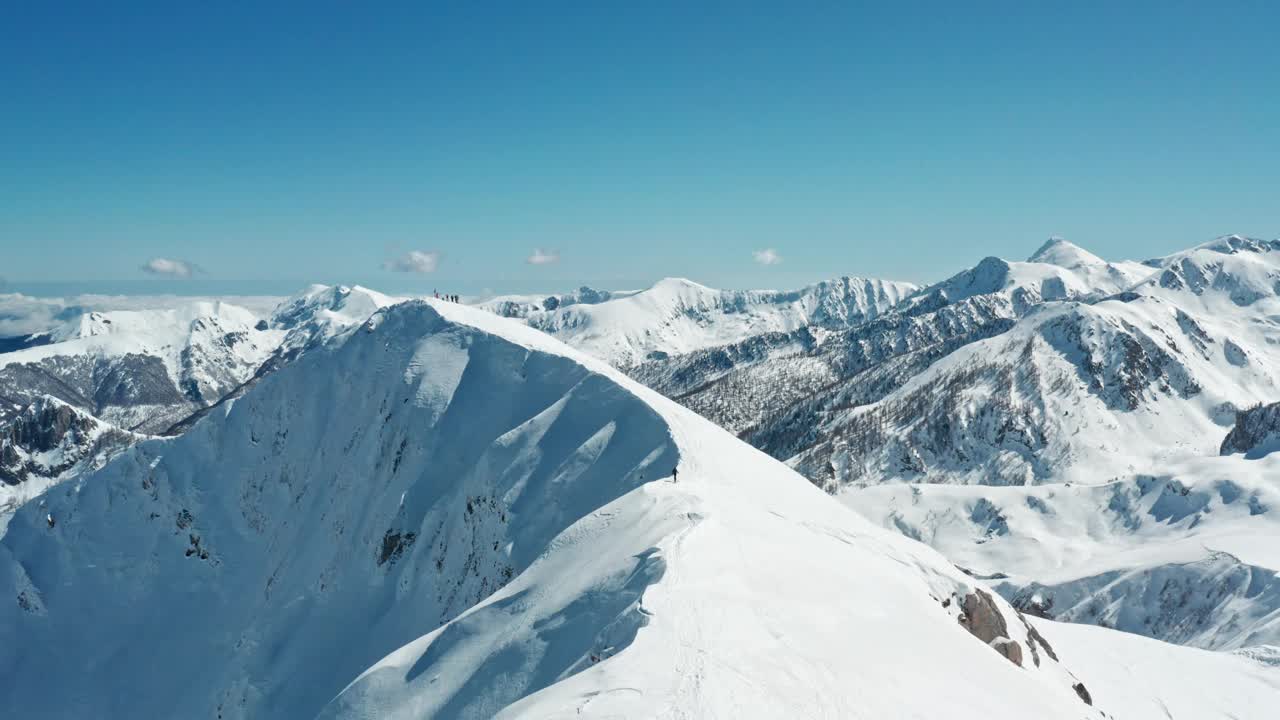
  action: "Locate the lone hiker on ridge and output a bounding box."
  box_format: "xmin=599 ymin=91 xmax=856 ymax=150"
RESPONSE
xmin=672 ymin=465 xmax=678 ymax=483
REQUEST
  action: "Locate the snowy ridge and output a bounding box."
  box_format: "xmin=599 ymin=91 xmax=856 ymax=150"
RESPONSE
xmin=1140 ymin=234 xmax=1280 ymax=312
xmin=476 ymin=286 xmax=633 ymax=319
xmin=903 ymin=240 xmax=1154 ymax=314
xmin=509 ymin=275 xmax=918 ymax=367
xmin=6 ymin=299 xmax=1261 ymax=718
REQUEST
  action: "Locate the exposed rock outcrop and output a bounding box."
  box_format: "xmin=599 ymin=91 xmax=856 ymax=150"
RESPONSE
xmin=957 ymin=588 xmax=1024 ymax=667
xmin=1221 ymin=401 xmax=1280 ymax=457
xmin=0 ymin=396 xmax=138 ymax=487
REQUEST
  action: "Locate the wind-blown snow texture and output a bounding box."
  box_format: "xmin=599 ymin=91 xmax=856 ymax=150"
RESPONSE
xmin=9 ymin=298 xmax=1262 ymax=719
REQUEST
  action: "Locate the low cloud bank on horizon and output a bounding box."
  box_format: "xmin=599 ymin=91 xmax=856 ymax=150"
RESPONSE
xmin=383 ymin=250 xmax=440 ymax=273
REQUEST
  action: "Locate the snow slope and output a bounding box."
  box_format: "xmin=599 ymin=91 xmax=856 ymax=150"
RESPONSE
xmin=1045 ymin=621 xmax=1280 ymax=719
xmin=6 ymin=299 xmax=1259 ymax=718
xmin=846 ymin=450 xmax=1280 ymax=650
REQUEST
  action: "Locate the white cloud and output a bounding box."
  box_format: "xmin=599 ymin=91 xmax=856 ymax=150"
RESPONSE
xmin=752 ymin=248 xmax=783 ymax=266
xmin=0 ymin=294 xmax=64 ymax=336
xmin=526 ymin=248 xmax=560 ymax=266
xmin=141 ymin=257 xmax=199 ymax=278
xmin=383 ymin=250 xmax=440 ymax=273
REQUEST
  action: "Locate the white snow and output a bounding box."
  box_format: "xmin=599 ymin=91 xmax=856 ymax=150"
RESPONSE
xmin=496 ymin=276 xmax=918 ymax=367
xmin=1046 ymin=621 xmax=1280 ymax=719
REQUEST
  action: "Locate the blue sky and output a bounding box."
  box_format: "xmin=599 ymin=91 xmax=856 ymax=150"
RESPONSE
xmin=3 ymin=1 xmax=1277 ymax=297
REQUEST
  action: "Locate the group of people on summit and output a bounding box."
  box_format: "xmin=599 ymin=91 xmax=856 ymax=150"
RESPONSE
xmin=433 ymin=290 xmax=460 ymax=303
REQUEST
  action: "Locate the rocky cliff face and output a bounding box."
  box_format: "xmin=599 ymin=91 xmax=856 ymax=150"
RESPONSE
xmin=1 ymin=397 xmax=137 ymax=488
xmin=0 ymin=396 xmax=141 ymax=523
xmin=1221 ymin=401 xmax=1280 ymax=457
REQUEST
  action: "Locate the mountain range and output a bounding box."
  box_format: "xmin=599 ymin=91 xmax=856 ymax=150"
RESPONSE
xmin=2 ymin=235 xmax=1279 ymax=717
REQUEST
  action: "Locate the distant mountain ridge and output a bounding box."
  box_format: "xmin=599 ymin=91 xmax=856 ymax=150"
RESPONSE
xmin=495 ymin=275 xmax=918 ymax=367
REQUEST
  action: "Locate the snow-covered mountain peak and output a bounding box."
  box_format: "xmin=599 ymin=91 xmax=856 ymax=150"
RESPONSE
xmin=649 ymin=275 xmax=714 ymax=291
xmin=938 ymin=255 xmax=1015 ymax=300
xmin=270 ymin=283 xmax=399 ymax=330
xmin=1027 ymin=237 xmax=1107 ymax=268
xmin=265 ymin=284 xmax=403 ymax=361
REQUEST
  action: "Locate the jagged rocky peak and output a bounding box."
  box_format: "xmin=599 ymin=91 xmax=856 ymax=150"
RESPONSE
xmin=1221 ymin=401 xmax=1280 ymax=458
